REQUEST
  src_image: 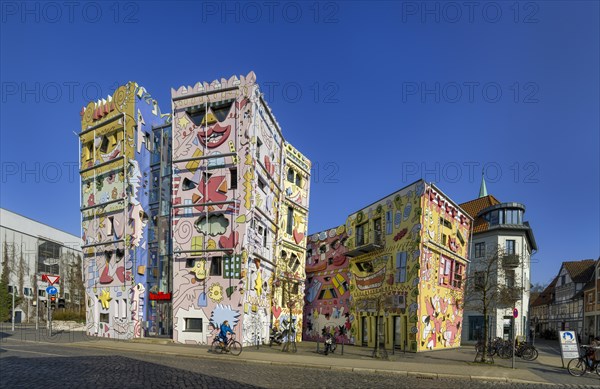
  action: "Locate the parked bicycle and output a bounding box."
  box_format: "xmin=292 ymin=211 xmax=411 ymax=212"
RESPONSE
xmin=567 ymin=345 xmax=600 ymax=376
xmin=211 ymin=333 xmax=243 ymax=356
xmin=475 ymin=337 xmax=505 ymax=357
xmin=498 ymin=341 xmax=538 ymax=361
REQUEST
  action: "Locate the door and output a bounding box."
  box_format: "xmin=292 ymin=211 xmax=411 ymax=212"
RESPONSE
xmin=378 ymin=316 xmax=385 ymax=346
xmin=394 ymin=316 xmax=402 ymax=348
xmin=362 ymin=316 xmax=369 ymax=346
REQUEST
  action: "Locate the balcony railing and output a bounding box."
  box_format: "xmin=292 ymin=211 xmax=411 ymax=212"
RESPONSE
xmin=502 ymin=254 xmax=520 ymax=268
xmin=347 ymin=229 xmax=384 ymax=257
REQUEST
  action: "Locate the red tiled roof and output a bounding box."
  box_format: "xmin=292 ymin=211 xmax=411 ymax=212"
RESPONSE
xmin=564 ymin=259 xmax=596 ymax=283
xmin=530 ymin=276 xmax=557 ymax=307
xmin=459 ymin=195 xmax=501 ymax=233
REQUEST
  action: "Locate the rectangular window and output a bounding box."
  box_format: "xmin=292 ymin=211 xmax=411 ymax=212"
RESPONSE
xmin=185 ymin=318 xmax=203 ymax=332
xmin=475 ymin=242 xmax=486 ymax=258
xmin=258 ymin=176 xmax=266 ymax=192
xmin=386 ymin=211 xmax=392 ymax=235
xmin=356 ymin=224 xmax=365 ymax=246
xmin=441 ymin=233 xmax=447 ymax=246
xmin=439 ymin=256 xmax=452 ymax=286
xmin=286 ymin=207 xmax=294 ymax=235
xmin=224 ymin=255 xmax=242 ymax=279
xmin=256 ymin=138 xmax=262 ymax=160
xmin=230 ymin=168 xmax=237 ymax=189
xmin=107 ymin=216 xmax=114 ymax=236
xmin=38 ymin=290 xmax=46 ymax=297
xmin=210 ymin=256 xmax=223 ymax=276
xmin=263 ymin=227 xmax=268 ymax=247
xmin=453 ymin=262 xmax=465 ymax=289
xmin=120 ymin=299 xmax=127 ymax=318
xmin=506 ymin=240 xmax=516 ymax=255
xmin=506 ymin=270 xmax=515 ymax=288
xmin=186 ymin=258 xmax=196 ymax=268
xmin=440 ymin=217 xmax=452 ymax=229
xmin=395 ymin=252 xmax=407 ymax=283
xmin=100 ymin=313 xmax=109 ymax=323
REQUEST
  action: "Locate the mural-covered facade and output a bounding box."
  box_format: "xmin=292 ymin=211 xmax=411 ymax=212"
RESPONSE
xmin=343 ymin=180 xmax=472 ymax=352
xmin=303 ymin=226 xmax=351 ymax=343
xmin=170 ymin=72 xmax=310 ymax=345
xmin=79 ymin=83 xmax=170 ymax=339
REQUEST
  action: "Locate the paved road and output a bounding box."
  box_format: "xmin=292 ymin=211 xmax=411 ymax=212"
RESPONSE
xmin=1 ymin=326 xmax=599 ymax=388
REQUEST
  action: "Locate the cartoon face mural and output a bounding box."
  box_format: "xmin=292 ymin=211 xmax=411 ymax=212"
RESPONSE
xmin=342 ymin=180 xmax=470 ymax=352
xmin=303 ymin=226 xmax=352 ymax=343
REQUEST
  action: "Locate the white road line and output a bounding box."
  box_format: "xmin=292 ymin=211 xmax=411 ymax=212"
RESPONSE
xmin=0 ymin=347 xmax=66 ymax=357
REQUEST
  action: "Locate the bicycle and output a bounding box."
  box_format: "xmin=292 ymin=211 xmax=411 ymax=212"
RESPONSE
xmin=498 ymin=341 xmax=538 ymax=361
xmin=567 ymin=345 xmax=600 ymax=377
xmin=475 ymin=337 xmax=505 ymax=357
xmin=210 ymin=334 xmax=243 ymax=356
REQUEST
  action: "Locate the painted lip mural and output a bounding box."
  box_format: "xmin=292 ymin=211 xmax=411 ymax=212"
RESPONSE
xmin=355 ymin=266 xmax=386 ymax=291
xmin=198 ymin=123 xmax=231 ymax=148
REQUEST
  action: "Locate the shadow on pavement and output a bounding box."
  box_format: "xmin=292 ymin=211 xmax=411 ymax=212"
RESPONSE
xmin=0 ymin=355 xmax=260 ymax=389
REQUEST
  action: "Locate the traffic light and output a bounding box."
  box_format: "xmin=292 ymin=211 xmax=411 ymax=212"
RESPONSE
xmin=50 ymin=296 xmax=57 ymax=310
xmin=58 ymin=298 xmax=66 ymax=309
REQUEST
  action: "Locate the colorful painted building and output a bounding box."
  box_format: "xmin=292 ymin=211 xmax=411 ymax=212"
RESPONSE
xmin=303 ymin=226 xmax=351 ymax=343
xmin=79 ymin=83 xmax=170 ymax=339
xmin=342 ymin=180 xmax=472 ymax=352
xmin=170 ymin=72 xmax=310 ymax=345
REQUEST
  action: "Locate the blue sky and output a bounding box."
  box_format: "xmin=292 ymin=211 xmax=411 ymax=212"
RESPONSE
xmin=1 ymin=1 xmax=598 ymax=286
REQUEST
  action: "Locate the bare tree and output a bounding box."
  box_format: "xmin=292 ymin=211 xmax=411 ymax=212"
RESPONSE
xmin=464 ymin=245 xmax=523 ymax=363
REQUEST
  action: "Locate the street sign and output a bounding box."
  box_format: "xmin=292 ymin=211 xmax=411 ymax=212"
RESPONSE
xmin=513 ymin=308 xmax=518 ymax=318
xmin=43 ymin=275 xmax=60 ymax=285
xmin=559 ymin=331 xmax=579 ymax=360
xmin=46 ymin=286 xmax=58 ymax=295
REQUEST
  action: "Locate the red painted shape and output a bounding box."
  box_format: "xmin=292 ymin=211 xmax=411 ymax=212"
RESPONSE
xmin=149 ymin=292 xmax=172 ymax=301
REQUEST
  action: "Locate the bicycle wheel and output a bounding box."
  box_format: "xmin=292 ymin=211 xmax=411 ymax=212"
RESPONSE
xmin=520 ymin=347 xmax=534 ymax=360
xmin=595 ymin=362 xmax=600 ymax=376
xmin=498 ymin=346 xmax=512 ymax=359
xmin=211 ymin=339 xmax=224 ymax=354
xmin=527 ymin=348 xmax=538 ymax=361
xmin=229 ymin=341 xmax=243 ymax=356
xmin=567 ymin=358 xmax=586 ymax=377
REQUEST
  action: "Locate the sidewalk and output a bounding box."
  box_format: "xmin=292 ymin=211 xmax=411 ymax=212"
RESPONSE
xmin=61 ymin=337 xmax=595 ymax=386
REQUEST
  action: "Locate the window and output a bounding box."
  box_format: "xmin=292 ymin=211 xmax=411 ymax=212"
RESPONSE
xmin=210 ymin=257 xmax=223 ymax=276
xmin=440 ymin=217 xmax=452 ymax=229
xmin=561 ymin=275 xmax=566 ymax=285
xmin=99 ymin=135 xmax=109 ymax=153
xmin=287 ymin=168 xmax=294 ymax=182
xmin=355 ymin=261 xmax=373 ymax=273
xmin=286 ymin=207 xmax=294 ymax=235
xmin=487 ymin=210 xmax=499 ymax=225
xmin=319 ymin=244 xmax=327 ymax=254
xmin=212 ymin=102 xmax=232 ymax=122
xmin=107 ymin=216 xmax=114 ymax=236
xmin=120 ymin=299 xmax=127 ymax=318
xmin=186 ymin=258 xmax=196 ymax=268
xmin=395 ymin=252 xmax=407 ymax=283
xmin=356 ymin=224 xmax=365 ymax=246
xmin=332 ymin=273 xmax=348 ymax=295
xmin=457 ymin=230 xmax=465 ymax=245
xmin=453 ymin=262 xmax=465 ymax=288
xmin=258 ymin=176 xmax=266 ymax=192
xmin=474 ymin=271 xmax=485 ymax=288
xmin=100 ymin=313 xmax=109 ymax=322
xmin=262 ymin=227 xmax=268 ymax=247
xmin=386 ymin=211 xmax=392 ymax=235
xmin=38 ymin=290 xmax=46 ymax=297
xmin=295 ymin=173 xmax=302 ymax=187
xmin=441 ymin=233 xmax=447 ymax=246
xmin=506 ymin=270 xmax=515 ymax=288
xmin=185 ymin=318 xmax=203 ymax=332
xmin=439 ymin=256 xmax=452 ymax=285
xmin=230 ymin=168 xmax=237 ymax=189
xmin=306 ymin=249 xmax=313 ymax=260
xmin=328 ymin=257 xmax=334 ymax=265
xmin=475 ymin=242 xmax=486 ymax=258
xmin=505 ymin=240 xmax=516 ymax=255
xmin=256 ymin=138 xmax=262 ymax=160
xmin=23 ymin=287 xmax=32 ymax=297
xmin=188 ymin=109 xmax=207 ymax=126
xmin=224 ymin=255 xmax=242 ymax=279
xmin=289 ymin=254 xmax=300 ymax=273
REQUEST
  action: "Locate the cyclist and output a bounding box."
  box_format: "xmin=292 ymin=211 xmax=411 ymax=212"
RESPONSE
xmin=591 ymin=336 xmax=600 ymax=365
xmin=218 ymin=320 xmax=234 ymax=347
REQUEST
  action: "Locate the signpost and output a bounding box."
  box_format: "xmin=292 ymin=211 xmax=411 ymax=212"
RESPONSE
xmin=41 ymin=275 xmax=59 ymax=334
xmin=559 ymin=331 xmax=579 ymax=368
xmin=46 ymin=286 xmax=58 ymax=295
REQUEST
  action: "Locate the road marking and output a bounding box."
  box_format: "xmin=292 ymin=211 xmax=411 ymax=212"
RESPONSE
xmin=0 ymin=347 xmax=66 ymax=357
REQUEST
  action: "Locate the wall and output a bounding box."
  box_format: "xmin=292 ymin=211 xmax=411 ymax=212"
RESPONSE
xmin=80 ymin=83 xmax=167 ymax=339
xmin=303 ymin=226 xmax=350 ymax=343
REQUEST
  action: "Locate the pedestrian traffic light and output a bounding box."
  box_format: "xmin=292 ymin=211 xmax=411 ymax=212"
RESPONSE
xmin=50 ymin=296 xmax=57 ymax=310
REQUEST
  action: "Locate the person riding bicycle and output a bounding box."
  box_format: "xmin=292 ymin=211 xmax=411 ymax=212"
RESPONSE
xmin=218 ymin=320 xmax=234 ymax=346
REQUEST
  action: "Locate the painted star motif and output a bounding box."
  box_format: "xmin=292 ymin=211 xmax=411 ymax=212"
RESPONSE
xmin=99 ymin=289 xmax=112 ymax=309
xmin=177 ymin=115 xmax=190 ymax=129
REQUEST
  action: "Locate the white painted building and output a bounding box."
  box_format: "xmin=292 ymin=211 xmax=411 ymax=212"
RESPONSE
xmin=459 ymin=178 xmax=538 ymax=343
xmin=0 ymin=208 xmax=82 ymax=323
